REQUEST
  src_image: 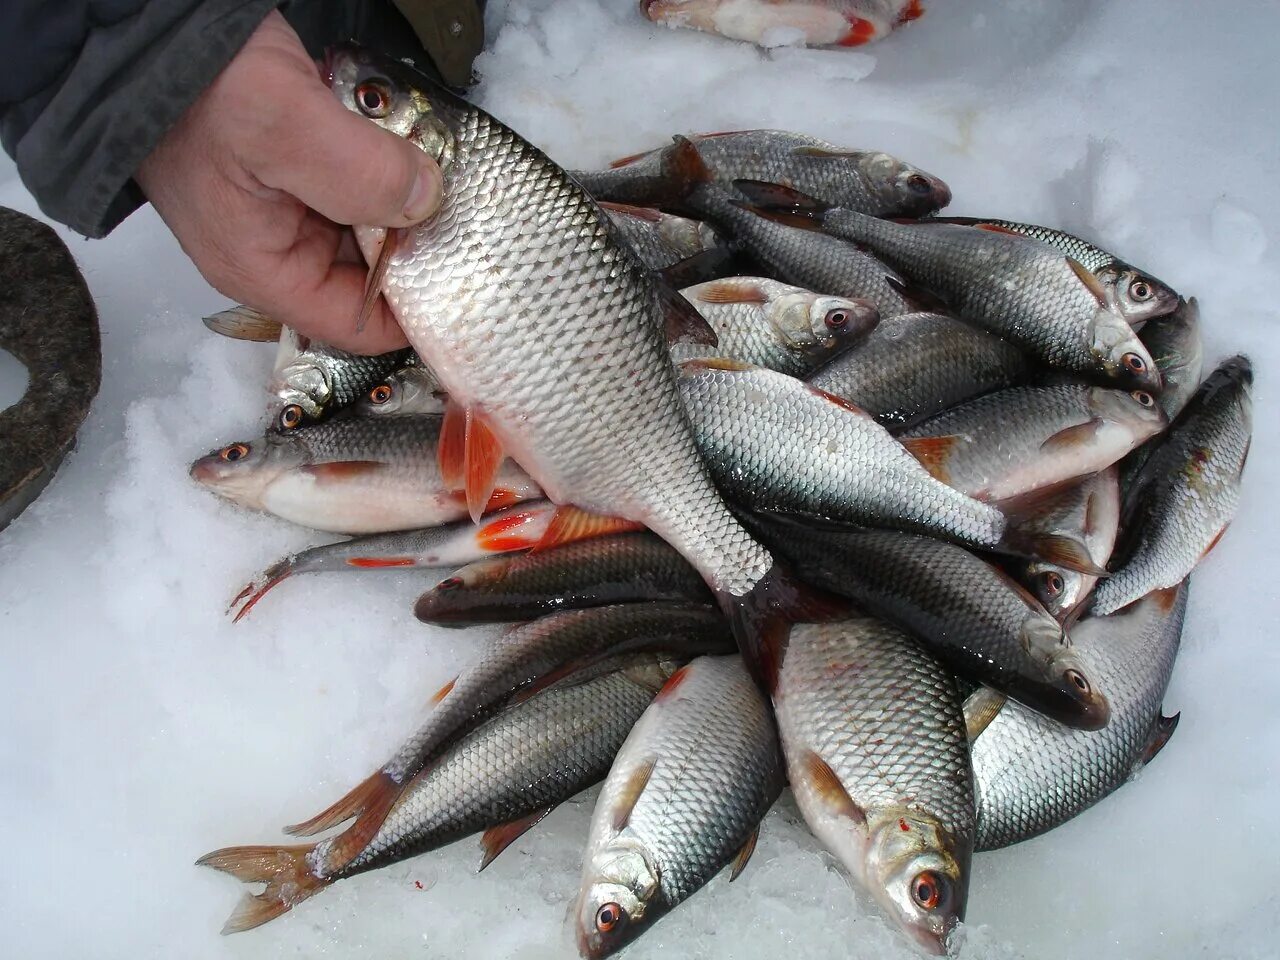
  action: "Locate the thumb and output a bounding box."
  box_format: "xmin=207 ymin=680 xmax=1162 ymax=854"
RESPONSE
xmin=251 ymin=80 xmax=442 ymax=228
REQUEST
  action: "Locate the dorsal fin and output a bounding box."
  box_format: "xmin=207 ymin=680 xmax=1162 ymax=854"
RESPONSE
xmin=611 ymin=758 xmax=658 ymax=832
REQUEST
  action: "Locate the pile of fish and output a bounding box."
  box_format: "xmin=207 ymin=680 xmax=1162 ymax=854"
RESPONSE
xmin=190 ymin=45 xmax=1253 ymax=956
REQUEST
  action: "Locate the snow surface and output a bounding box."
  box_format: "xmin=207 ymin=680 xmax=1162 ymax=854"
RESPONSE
xmin=2 ymin=1 xmax=1278 ymax=957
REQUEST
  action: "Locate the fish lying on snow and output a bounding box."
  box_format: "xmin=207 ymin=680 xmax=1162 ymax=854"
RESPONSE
xmin=600 ymin=201 xmax=725 ymax=270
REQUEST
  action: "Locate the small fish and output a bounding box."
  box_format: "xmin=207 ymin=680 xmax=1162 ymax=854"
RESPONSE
xmin=969 ymin=582 xmax=1188 ymax=850
xmin=599 ymin=201 xmax=724 ymax=270
xmin=775 ymin=617 xmax=973 ymax=955
xmin=924 ymin=217 xmax=1179 ymax=325
xmin=189 ymin=414 xmax=542 ymax=535
xmin=227 ymin=501 xmax=641 ymax=622
xmin=414 ymin=532 xmax=712 ymax=626
xmin=576 ymin=656 xmax=784 ymax=958
xmin=0 ymin=208 xmax=101 ymax=532
xmin=1093 ymin=356 xmax=1252 ymax=616
xmin=641 ymin=0 xmax=923 ymax=51
xmin=199 ymin=662 xmax=669 ymax=932
xmin=734 ymin=183 xmax=1161 ymax=389
xmin=805 ymin=311 xmax=1034 ymax=432
xmin=270 ymin=329 xmax=413 ymax=428
xmin=671 ymin=278 xmax=878 ymax=376
xmin=897 ymin=383 xmax=1167 ymax=501
xmin=284 ymin=603 xmax=733 ymax=876
xmin=352 ymin=365 xmax=445 ymax=417
xmin=1013 ymin=469 xmax=1121 ymax=621
xmin=575 ymin=129 xmax=948 ymax=218
xmin=744 ymin=513 xmax=1110 ymax=729
xmin=1140 ymin=297 xmax=1204 ymax=421
xmin=679 ymin=359 xmax=1099 ymax=571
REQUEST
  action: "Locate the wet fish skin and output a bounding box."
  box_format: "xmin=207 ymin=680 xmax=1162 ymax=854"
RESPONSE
xmin=272 ymin=332 xmax=413 ymax=425
xmin=189 ymin=414 xmax=541 ymax=535
xmin=775 ymin=618 xmax=973 ymax=955
xmin=352 ymin=365 xmax=445 ymax=417
xmin=415 ymin=532 xmax=712 ymax=626
xmin=1093 ymin=356 xmax=1252 ymax=616
xmin=744 ymin=513 xmax=1109 ymax=729
xmin=576 ymin=656 xmax=784 ymax=958
xmin=806 ymin=311 xmax=1034 ymax=432
xmin=199 ymin=665 xmax=666 ymax=933
xmin=575 ymin=129 xmax=949 ymax=218
xmin=1140 ymin=296 xmax=1204 ymax=421
xmin=1014 ymin=468 xmax=1120 ymax=620
xmin=970 ymin=583 xmax=1188 ymax=850
xmin=671 ymin=278 xmax=878 ymax=376
xmin=898 ymin=382 xmax=1167 ymax=501
xmin=330 ymin=46 xmax=773 ymax=611
xmin=599 ymin=202 xmax=724 ymax=270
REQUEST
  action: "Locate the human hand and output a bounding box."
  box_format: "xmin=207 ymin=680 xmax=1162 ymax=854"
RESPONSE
xmin=136 ymin=11 xmax=440 ymax=353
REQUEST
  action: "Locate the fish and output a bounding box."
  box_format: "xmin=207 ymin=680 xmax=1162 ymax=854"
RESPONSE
xmin=599 ymin=201 xmax=725 ymax=270
xmin=743 ymin=512 xmax=1110 ymax=729
xmin=199 ymin=662 xmax=670 ymax=933
xmin=733 ymin=182 xmax=1162 ymax=389
xmin=284 ymin=603 xmax=733 ymax=876
xmin=774 ymin=617 xmax=973 ymax=954
xmin=0 ymin=207 xmax=101 ymax=532
xmin=227 ymin=500 xmax=641 ymax=621
xmin=352 ymin=365 xmax=446 ymax=417
xmin=678 ymin=359 xmax=1100 ymax=571
xmin=896 ymin=382 xmax=1167 ymax=501
xmin=189 ymin=414 xmax=542 ymax=535
xmin=1092 ymin=356 xmax=1252 ymax=616
xmin=805 ymin=311 xmax=1034 ymax=432
xmin=329 ymin=46 xmax=794 ymax=683
xmin=201 ymin=304 xmax=284 ymax=342
xmin=640 ymin=0 xmax=924 ymax=51
xmin=573 ymin=129 xmax=949 ymax=218
xmin=1140 ymin=296 xmax=1204 ymax=421
xmin=969 ymin=582 xmax=1188 ymax=850
xmin=575 ymin=656 xmax=785 ymax=958
xmin=414 ymin=532 xmax=712 ymax=626
xmin=670 ymin=278 xmax=879 ymax=376
xmin=923 ymin=217 xmax=1179 ymax=325
xmin=1012 ymin=468 xmax=1121 ymax=621
xmin=270 ymin=328 xmax=413 ymax=428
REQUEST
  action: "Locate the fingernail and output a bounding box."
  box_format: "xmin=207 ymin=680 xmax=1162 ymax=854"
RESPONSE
xmin=404 ymin=163 xmax=441 ymax=222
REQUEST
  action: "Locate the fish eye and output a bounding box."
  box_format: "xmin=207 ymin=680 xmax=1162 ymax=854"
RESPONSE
xmin=906 ymin=173 xmax=932 ymax=195
xmin=1131 ymin=390 xmax=1155 ymax=407
xmin=1041 ymin=571 xmax=1065 ymax=598
xmin=355 ymin=81 xmax=392 ymax=118
xmin=824 ymin=308 xmax=850 ymax=330
xmin=911 ymin=871 xmax=943 ymax=910
xmin=596 ymin=902 xmax=625 ymax=933
xmin=1122 ymin=353 xmax=1147 ymax=374
xmin=435 ymin=576 xmax=463 ymax=591
xmin=279 ymin=404 xmax=304 ymax=430
xmin=220 ymin=443 xmax=250 ymax=463
xmin=1064 ymin=668 xmax=1091 ymax=695
xmin=1130 ymin=279 xmax=1153 ymax=301
xmin=369 ymin=383 xmax=394 ymax=404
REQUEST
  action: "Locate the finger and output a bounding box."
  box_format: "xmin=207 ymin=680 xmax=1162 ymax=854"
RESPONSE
xmin=249 ymin=79 xmax=442 ymax=229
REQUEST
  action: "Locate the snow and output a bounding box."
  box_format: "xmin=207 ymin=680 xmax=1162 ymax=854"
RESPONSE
xmin=1 ymin=0 xmax=1278 ymax=957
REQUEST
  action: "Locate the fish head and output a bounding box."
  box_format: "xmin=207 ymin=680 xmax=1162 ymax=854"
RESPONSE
xmin=866 ymin=812 xmax=969 ymax=955
xmin=860 ymin=153 xmax=951 ymax=216
xmin=1087 ymin=386 xmax=1169 ymax=438
xmin=574 ymin=843 xmax=664 ymax=959
xmin=1024 ymin=563 xmax=1090 ymax=620
xmin=1090 ymin=313 xmax=1163 ymax=391
xmin=273 ymin=360 xmax=331 ymax=424
xmin=1098 ymin=265 xmax=1179 ymax=325
xmin=772 ymin=293 xmax=878 ymax=356
xmin=189 ymin=434 xmax=309 ymax=511
xmin=1039 ymin=642 xmax=1112 ymax=731
xmin=327 ymin=45 xmax=457 ymax=170
xmin=356 ymin=368 xmax=437 ymax=416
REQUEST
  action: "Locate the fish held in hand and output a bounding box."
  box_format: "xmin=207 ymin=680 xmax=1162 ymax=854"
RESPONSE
xmin=775 ymin=617 xmax=973 ymax=955
xmin=671 ymin=278 xmax=878 ymax=376
xmin=576 ymin=656 xmax=784 ymax=957
xmin=270 ymin=327 xmax=413 ymax=428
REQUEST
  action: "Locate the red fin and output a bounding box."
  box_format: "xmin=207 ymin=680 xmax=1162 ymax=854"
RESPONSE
xmin=1148 ymin=584 xmax=1182 ymax=613
xmin=462 ymin=410 xmax=506 ymax=524
xmin=731 ymin=179 xmax=830 ymax=218
xmin=438 ymin=399 xmax=467 ymax=492
xmin=974 ymin=222 xmax=1020 ymax=236
xmin=664 ymin=135 xmax=713 ymax=191
xmin=599 ymin=200 xmax=662 ymax=222
xmin=694 ymin=280 xmax=768 ymax=304
xmin=1040 ymin=418 xmax=1104 ymax=454
xmin=356 ymin=227 xmax=403 ymax=334
xmin=800 ymin=751 xmax=866 ymax=824
xmin=533 ymin=505 xmax=644 ymax=552
xmin=609 ymin=148 xmax=654 ymax=169
xmin=899 ymin=435 xmax=959 ymax=485
xmin=655 ymin=663 xmax=693 ymax=702
xmin=660 ymin=284 xmax=719 ymax=346
xmin=429 ymin=675 xmax=458 ymax=705
xmin=729 ymin=828 xmax=759 ymax=881
xmin=898 ymin=0 xmax=925 ymax=23
xmin=284 ymin=770 xmax=397 ymax=839
xmin=483 ymin=488 xmax=522 ymax=513
xmin=345 ymin=556 xmax=417 ymax=568
xmin=679 ymin=356 xmax=754 ymax=373
xmin=474 ymin=506 xmax=555 ymax=552
xmin=228 ymin=560 xmax=293 ymax=623
xmin=1140 ymin=711 xmax=1180 ymax=765
xmin=301 ymin=461 xmax=386 ymax=481
xmin=1201 ymin=523 xmax=1229 ymax=559
xmin=808 ymin=384 xmax=871 ymax=416
xmin=611 ymin=757 xmax=658 ymax=831
xmin=477 ymin=807 xmax=556 ymax=872
xmin=838 ymin=15 xmax=878 ymax=46
xmin=196 ymin=842 xmax=327 ymax=934
xmin=1066 ymin=257 xmax=1108 ymax=307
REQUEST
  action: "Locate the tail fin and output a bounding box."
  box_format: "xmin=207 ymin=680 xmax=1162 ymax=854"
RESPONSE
xmin=196 ymin=842 xmax=328 ymax=933
xmin=228 ymin=557 xmax=295 ymax=623
xmin=283 ymin=770 xmax=401 ymax=874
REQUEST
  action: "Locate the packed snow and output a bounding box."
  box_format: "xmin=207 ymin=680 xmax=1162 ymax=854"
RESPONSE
xmin=2 ymin=1 xmax=1277 ymax=957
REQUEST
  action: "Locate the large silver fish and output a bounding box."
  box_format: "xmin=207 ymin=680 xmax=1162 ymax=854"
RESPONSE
xmin=574 ymin=129 xmax=948 ymax=217
xmin=198 ymin=662 xmax=669 ymax=932
xmin=969 ymin=582 xmax=1187 ymax=850
xmin=575 ymin=656 xmax=784 ymax=958
xmin=734 ymin=183 xmax=1161 ymax=389
xmin=806 ymin=311 xmax=1034 ymax=432
xmin=1093 ymin=356 xmax=1252 ymax=616
xmin=775 ymin=618 xmax=973 ymax=954
xmin=328 ymin=46 xmax=788 ymax=677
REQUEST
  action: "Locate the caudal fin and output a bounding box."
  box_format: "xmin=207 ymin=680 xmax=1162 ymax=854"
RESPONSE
xmin=196 ymin=842 xmax=328 ymax=933
xmin=228 ymin=557 xmax=295 ymax=623
xmin=283 ymin=769 xmax=402 ymax=875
